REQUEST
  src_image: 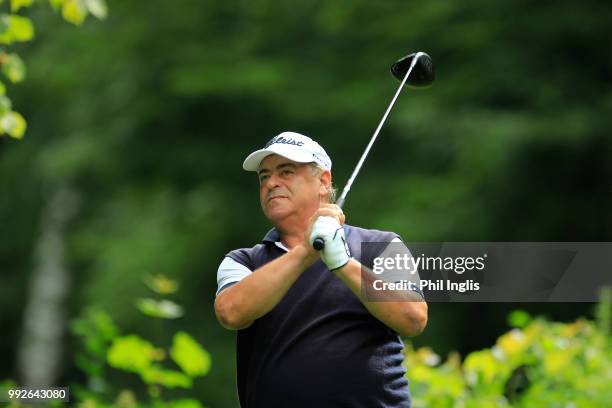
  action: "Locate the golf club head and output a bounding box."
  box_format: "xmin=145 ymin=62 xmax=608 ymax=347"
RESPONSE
xmin=390 ymin=52 xmax=434 ymax=87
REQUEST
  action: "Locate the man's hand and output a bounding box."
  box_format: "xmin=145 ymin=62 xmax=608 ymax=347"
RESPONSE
xmin=302 ymin=204 xmax=344 ymax=249
xmin=309 ymin=211 xmax=350 ymax=271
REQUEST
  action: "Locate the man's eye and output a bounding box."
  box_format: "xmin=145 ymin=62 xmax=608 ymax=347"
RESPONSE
xmin=259 ymin=175 xmax=269 ymax=182
xmin=281 ymin=170 xmax=293 ymax=176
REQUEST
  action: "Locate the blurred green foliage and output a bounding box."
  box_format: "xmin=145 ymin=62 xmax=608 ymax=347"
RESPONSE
xmin=405 ymin=292 xmax=612 ymax=407
xmin=0 ymin=0 xmax=107 ymax=139
xmin=71 ymin=275 xmax=210 ymax=407
xmin=0 ymin=1 xmax=610 ymax=406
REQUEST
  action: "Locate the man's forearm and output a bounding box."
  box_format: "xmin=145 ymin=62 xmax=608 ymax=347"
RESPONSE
xmin=215 ymin=245 xmax=317 ymax=330
xmin=334 ymin=259 xmax=428 ymax=337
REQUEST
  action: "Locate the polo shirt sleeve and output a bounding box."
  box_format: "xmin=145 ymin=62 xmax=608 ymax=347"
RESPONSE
xmin=216 ymin=257 xmax=252 ymax=296
xmin=377 ymin=237 xmax=425 ymax=300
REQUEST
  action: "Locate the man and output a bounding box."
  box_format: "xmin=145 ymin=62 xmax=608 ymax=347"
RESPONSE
xmin=215 ymin=131 xmax=427 ymax=407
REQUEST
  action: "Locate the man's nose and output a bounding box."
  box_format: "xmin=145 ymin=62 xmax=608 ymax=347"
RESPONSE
xmin=265 ymin=172 xmax=281 ymax=189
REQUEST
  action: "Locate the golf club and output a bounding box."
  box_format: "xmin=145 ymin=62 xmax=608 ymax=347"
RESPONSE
xmin=313 ymin=51 xmax=434 ymax=250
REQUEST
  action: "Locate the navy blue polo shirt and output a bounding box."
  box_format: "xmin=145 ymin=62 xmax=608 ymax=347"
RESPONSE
xmin=218 ymin=224 xmax=420 ymax=407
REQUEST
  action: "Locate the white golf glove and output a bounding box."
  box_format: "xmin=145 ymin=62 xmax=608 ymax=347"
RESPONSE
xmin=309 ymin=216 xmax=351 ymax=271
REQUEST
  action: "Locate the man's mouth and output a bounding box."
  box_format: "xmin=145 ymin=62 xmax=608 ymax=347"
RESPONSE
xmin=268 ymin=195 xmax=287 ymax=203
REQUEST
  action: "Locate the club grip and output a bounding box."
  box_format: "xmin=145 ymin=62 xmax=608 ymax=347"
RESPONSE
xmin=313 ymin=237 xmax=325 ymax=250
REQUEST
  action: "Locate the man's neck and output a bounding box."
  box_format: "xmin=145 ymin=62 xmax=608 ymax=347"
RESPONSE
xmin=274 ymin=216 xmax=311 ymax=249
xmin=270 ymin=200 xmax=328 ymax=248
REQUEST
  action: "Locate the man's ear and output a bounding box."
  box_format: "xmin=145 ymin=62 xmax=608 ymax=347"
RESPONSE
xmin=319 ymin=170 xmax=332 ymax=197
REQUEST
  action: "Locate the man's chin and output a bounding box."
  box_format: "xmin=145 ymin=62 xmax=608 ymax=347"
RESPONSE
xmin=264 ymin=204 xmax=292 ymax=223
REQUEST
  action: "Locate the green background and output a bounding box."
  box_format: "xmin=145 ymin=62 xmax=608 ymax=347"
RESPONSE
xmin=1 ymin=1 xmax=610 ymax=406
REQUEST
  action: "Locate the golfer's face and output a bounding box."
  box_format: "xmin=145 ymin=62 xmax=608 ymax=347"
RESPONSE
xmin=258 ymin=155 xmax=320 ymax=221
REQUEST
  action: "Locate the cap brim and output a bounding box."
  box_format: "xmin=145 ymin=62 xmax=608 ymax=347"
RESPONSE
xmin=243 ymin=149 xmax=274 ymax=171
xmin=242 ymin=146 xmax=314 ymax=171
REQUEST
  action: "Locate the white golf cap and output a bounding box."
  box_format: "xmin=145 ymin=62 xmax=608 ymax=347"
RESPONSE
xmin=243 ymin=131 xmax=332 ymax=172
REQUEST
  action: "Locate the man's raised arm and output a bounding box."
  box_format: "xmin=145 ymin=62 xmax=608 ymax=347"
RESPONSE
xmin=214 ymin=245 xmax=318 ymax=330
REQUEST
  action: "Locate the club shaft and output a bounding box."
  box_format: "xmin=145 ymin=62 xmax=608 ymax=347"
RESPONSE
xmin=335 ymin=52 xmax=422 ymax=209
xmin=314 ymin=53 xmax=422 ymax=250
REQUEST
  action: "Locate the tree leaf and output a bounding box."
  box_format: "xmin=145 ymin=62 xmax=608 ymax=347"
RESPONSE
xmin=0 ymin=111 xmax=26 ymax=139
xmin=136 ymin=298 xmax=184 ymax=319
xmin=0 ymin=95 xmax=12 ymax=114
xmin=2 ymin=52 xmax=26 ymax=83
xmin=0 ymin=15 xmax=8 ymax=39
xmin=107 ymin=335 xmax=163 ymax=374
xmin=170 ymin=332 xmax=211 ymax=377
xmin=0 ymin=15 xmax=35 ymax=44
xmin=84 ymin=0 xmax=107 ymax=20
xmin=48 ymin=0 xmax=64 ymax=11
xmin=62 ymin=0 xmax=87 ymax=25
xmin=90 ymin=309 xmax=120 ymax=341
xmin=140 ymin=365 xmax=192 ymax=388
xmin=144 ymin=274 xmax=179 ymax=295
xmin=508 ymin=310 xmax=532 ymax=329
xmin=114 ymin=390 xmax=138 ymax=408
xmin=8 ymin=15 xmax=34 ymax=41
xmin=168 ymin=399 xmax=203 ymax=408
xmin=11 ymin=0 xmax=34 ymax=13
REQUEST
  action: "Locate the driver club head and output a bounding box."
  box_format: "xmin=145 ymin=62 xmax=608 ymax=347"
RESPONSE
xmin=390 ymin=52 xmax=434 ymax=87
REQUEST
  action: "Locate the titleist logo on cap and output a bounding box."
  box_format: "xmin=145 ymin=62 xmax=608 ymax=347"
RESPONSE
xmin=264 ymin=136 xmax=305 ymax=148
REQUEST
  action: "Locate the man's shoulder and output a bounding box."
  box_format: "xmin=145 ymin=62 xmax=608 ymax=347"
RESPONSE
xmin=344 ymin=224 xmax=401 ymax=243
xmin=226 ymin=242 xmax=268 ymax=254
xmin=224 ymin=242 xmax=270 ymax=270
